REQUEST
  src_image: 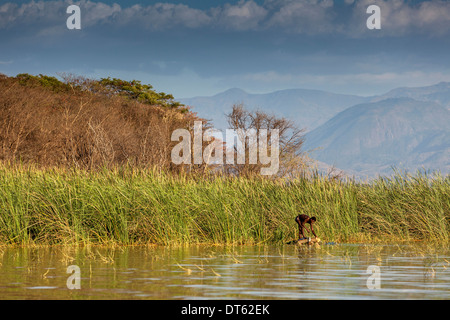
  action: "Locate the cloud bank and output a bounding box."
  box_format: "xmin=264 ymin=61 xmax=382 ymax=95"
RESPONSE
xmin=1 ymin=0 xmax=450 ymax=36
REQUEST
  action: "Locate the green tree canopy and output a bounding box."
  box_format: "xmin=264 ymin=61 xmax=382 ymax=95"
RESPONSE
xmin=15 ymin=73 xmax=187 ymax=113
xmin=98 ymin=77 xmax=185 ymax=111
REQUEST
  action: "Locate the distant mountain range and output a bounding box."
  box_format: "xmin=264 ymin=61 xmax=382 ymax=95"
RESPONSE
xmin=180 ymin=82 xmax=450 ymax=178
xmin=373 ymin=82 xmax=450 ymax=108
xmin=181 ymin=88 xmax=368 ymax=132
xmin=303 ymin=98 xmax=450 ymax=178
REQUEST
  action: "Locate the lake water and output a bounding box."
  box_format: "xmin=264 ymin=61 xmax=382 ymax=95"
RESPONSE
xmin=0 ymin=243 xmax=448 ymax=300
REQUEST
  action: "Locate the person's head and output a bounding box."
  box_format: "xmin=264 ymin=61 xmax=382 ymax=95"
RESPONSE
xmin=308 ymin=216 xmax=317 ymax=224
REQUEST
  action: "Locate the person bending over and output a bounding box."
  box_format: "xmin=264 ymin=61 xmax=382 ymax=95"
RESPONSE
xmin=295 ymin=214 xmax=317 ymax=240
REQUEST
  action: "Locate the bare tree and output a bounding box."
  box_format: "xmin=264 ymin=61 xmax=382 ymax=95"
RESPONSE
xmin=225 ymin=104 xmax=307 ymax=178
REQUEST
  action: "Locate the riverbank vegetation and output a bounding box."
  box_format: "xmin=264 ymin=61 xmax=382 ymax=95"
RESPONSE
xmin=0 ymin=73 xmax=448 ymax=246
xmin=0 ymin=164 xmax=448 ymax=245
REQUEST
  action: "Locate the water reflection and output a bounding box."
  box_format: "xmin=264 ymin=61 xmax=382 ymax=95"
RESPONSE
xmin=0 ymin=244 xmax=448 ymax=299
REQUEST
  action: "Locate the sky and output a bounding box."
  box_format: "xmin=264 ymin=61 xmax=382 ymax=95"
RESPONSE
xmin=1 ymin=0 xmax=450 ymax=99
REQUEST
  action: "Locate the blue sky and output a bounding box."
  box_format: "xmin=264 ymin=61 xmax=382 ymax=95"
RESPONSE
xmin=1 ymin=0 xmax=450 ymax=98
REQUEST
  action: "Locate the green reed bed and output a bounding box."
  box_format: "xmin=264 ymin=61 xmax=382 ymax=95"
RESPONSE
xmin=0 ymin=164 xmax=448 ymax=245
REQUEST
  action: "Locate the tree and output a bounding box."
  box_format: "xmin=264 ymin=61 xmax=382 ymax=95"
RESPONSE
xmin=16 ymin=73 xmax=188 ymax=113
xmin=16 ymin=73 xmax=72 ymax=93
xmin=225 ymin=104 xmax=307 ymax=177
xmin=97 ymin=77 xmax=186 ymax=111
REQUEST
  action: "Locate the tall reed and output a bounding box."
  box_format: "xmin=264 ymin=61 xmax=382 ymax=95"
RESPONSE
xmin=0 ymin=163 xmax=448 ymax=245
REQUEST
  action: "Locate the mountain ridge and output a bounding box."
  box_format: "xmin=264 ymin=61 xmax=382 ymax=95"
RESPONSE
xmin=180 ymin=83 xmax=450 ymax=178
xmin=181 ymin=87 xmax=370 ymax=132
xmin=303 ymin=97 xmax=450 ymax=177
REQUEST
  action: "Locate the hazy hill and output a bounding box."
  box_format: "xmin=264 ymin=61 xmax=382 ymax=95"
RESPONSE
xmin=180 ymin=88 xmax=368 ymax=131
xmin=181 ymin=82 xmax=450 ymax=178
xmin=303 ymin=98 xmax=450 ymax=178
xmin=372 ymin=82 xmax=450 ymax=109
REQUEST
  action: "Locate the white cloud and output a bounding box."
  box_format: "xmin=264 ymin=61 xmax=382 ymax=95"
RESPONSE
xmin=348 ymin=0 xmax=450 ymax=36
xmin=82 ymin=1 xmax=121 ymax=27
xmin=0 ymin=1 xmax=212 ymax=32
xmin=265 ymin=0 xmax=337 ymax=33
xmin=116 ymin=3 xmax=212 ymax=30
xmin=2 ymin=0 xmax=450 ymax=37
xmin=211 ymin=0 xmax=268 ymax=31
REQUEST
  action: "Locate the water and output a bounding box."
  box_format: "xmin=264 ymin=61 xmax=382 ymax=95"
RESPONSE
xmin=0 ymin=243 xmax=448 ymax=299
